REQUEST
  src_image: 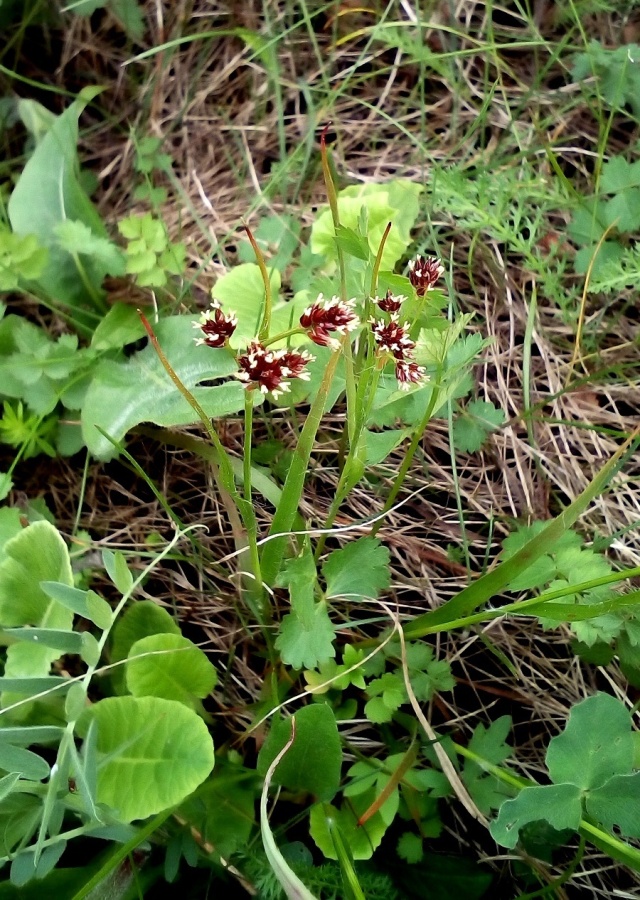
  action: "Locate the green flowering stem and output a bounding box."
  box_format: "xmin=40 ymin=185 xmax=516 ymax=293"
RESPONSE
xmin=243 ymin=388 xmax=265 ymax=611
xmin=261 ymin=343 xmax=343 ymax=586
xmin=138 ymin=313 xmax=254 ymax=581
xmin=321 ymin=125 xmax=357 ymax=453
xmin=245 ymin=224 xmax=273 ymax=342
xmin=371 ymin=372 xmax=442 ymax=537
xmin=314 ymin=364 xmax=382 ymax=561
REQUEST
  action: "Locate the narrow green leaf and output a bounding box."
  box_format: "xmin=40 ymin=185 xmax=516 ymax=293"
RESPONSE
xmin=65 ymin=683 xmax=87 ymax=723
xmin=405 ymin=434 xmax=638 ymax=637
xmin=0 ymin=726 xmax=64 ymax=744
xmin=40 ymin=582 xmax=112 ymax=628
xmin=0 ymin=675 xmax=70 ymax=694
xmin=0 ymin=744 xmax=49 ymax=780
xmin=4 ymin=627 xmax=83 ymax=655
xmin=0 ymin=772 xmax=21 ymax=800
xmin=80 ymin=632 xmax=100 ymax=667
xmin=102 ymin=550 xmax=134 ymax=595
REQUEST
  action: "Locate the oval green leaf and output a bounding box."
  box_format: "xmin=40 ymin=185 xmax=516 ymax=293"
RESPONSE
xmin=257 ymin=703 xmax=342 ymax=802
xmin=126 ymin=633 xmax=217 ymax=708
xmin=88 ymin=695 xmax=215 ymax=822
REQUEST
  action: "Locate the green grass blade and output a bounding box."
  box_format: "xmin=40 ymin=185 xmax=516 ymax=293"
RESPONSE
xmin=405 ymin=431 xmax=639 ymax=638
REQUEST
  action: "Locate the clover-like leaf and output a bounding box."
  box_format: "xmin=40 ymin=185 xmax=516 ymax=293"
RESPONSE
xmin=323 ymin=537 xmax=390 ymax=602
xmin=545 ymin=693 xmax=634 ymax=790
xmin=490 ymin=784 xmax=583 ymax=849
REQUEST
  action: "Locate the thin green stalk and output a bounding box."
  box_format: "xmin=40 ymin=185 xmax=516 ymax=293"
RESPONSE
xmin=261 ymin=346 xmax=343 ymax=586
xmin=314 ymin=364 xmax=382 ymax=561
xmin=372 ymin=376 xmax=442 ymax=537
xmin=243 ymin=390 xmax=264 ymax=611
xmin=245 ymin=225 xmax=273 ymax=341
xmin=138 ymin=313 xmax=263 ymax=608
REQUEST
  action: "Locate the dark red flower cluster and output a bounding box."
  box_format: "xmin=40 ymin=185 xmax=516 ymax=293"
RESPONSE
xmin=193 ymin=300 xmax=238 ymax=348
xmin=370 ymin=318 xmax=415 ymax=358
xmin=236 ymin=342 xmax=314 ymax=399
xmin=375 ymin=290 xmax=405 ymax=314
xmin=408 ymin=255 xmax=444 ymax=296
xmin=369 ymin=293 xmax=427 ymax=392
xmin=299 ymin=294 xmax=359 ymax=349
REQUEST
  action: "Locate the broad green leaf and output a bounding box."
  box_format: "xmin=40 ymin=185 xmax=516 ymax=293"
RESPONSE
xmin=7 ymin=88 xmax=113 ymax=319
xmin=0 ymin=521 xmax=73 ymax=625
xmin=546 ymin=693 xmax=634 ymax=790
xmin=311 ymin=181 xmax=423 ymax=271
xmin=309 ymin=790 xmax=390 ymax=860
xmin=323 ymin=537 xmax=390 ymax=601
xmin=126 ymin=633 xmax=217 ymax=708
xmin=0 ymin=522 xmax=74 ymax=714
xmin=90 ymin=302 xmax=147 ymax=351
xmin=585 ymin=773 xmax=640 ymax=838
xmin=211 ymin=263 xmax=281 ymax=348
xmin=110 ymin=600 xmax=180 ymax=665
xmin=260 ymin=718 xmax=319 ymax=900
xmin=489 ymin=783 xmax=583 ymax=849
xmin=0 ymin=507 xmax=22 ymax=564
xmin=81 ymin=316 xmax=249 ymax=459
xmin=257 ymin=704 xmax=342 ymax=801
xmin=0 ymin=742 xmax=49 ymax=780
xmin=86 ymin=695 xmax=215 ymax=821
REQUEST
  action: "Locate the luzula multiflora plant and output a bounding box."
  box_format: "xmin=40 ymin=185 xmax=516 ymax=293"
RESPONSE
xmin=141 ymin=129 xmax=444 ymax=624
